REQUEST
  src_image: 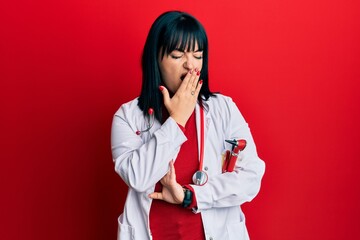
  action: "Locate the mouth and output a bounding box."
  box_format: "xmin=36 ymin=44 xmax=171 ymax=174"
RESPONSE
xmin=180 ymin=73 xmax=187 ymax=81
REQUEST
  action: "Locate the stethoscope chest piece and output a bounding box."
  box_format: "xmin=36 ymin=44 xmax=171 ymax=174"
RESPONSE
xmin=192 ymin=170 xmax=208 ymax=186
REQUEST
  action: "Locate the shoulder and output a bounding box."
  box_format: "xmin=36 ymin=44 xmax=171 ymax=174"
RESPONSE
xmin=210 ymin=93 xmax=233 ymax=102
xmin=205 ymin=93 xmax=246 ymax=123
xmin=114 ymin=97 xmax=142 ymax=118
xmin=206 ymin=93 xmax=238 ymax=112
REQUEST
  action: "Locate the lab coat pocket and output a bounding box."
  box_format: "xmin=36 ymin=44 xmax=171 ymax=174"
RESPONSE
xmin=226 ymin=220 xmax=249 ymax=240
xmin=117 ymin=215 xmax=135 ymax=240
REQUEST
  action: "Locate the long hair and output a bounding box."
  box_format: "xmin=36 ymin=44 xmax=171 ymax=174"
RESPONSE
xmin=138 ymin=11 xmax=215 ymax=122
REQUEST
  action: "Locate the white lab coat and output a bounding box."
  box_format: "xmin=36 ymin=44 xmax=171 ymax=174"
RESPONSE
xmin=111 ymin=94 xmax=265 ymax=240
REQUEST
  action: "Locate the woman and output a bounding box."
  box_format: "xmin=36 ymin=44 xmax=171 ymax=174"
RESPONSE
xmin=111 ymin=11 xmax=265 ymax=240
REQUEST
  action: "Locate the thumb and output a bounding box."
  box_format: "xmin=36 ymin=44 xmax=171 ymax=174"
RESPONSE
xmin=159 ymin=85 xmax=170 ymax=106
xmin=148 ymin=192 xmax=163 ymax=200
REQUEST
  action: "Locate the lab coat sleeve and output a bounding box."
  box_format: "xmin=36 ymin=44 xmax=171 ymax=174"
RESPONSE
xmin=191 ymin=97 xmax=265 ymax=211
xmin=111 ymin=104 xmax=187 ymax=192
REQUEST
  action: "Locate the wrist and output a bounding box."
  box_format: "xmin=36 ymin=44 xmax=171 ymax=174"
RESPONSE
xmin=171 ymin=115 xmax=187 ymax=127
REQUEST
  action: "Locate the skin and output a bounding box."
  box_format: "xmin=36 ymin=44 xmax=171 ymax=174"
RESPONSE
xmin=159 ymin=44 xmax=203 ymax=127
xmin=148 ymin=44 xmax=203 ymax=204
xmin=159 ymin=45 xmax=203 ymax=94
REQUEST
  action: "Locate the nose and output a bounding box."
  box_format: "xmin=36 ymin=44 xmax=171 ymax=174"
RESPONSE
xmin=183 ymin=56 xmax=195 ymax=71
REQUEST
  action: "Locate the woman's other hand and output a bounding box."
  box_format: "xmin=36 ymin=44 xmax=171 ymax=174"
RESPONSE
xmin=159 ymin=70 xmax=203 ymax=127
xmin=149 ymin=160 xmax=184 ymax=204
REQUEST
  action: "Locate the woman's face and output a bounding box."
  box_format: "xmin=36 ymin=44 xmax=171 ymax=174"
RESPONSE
xmin=159 ymin=42 xmax=203 ymax=94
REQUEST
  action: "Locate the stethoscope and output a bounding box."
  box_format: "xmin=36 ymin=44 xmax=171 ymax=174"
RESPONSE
xmin=136 ymin=105 xmax=209 ymax=186
xmin=136 ymin=108 xmax=155 ymax=135
xmin=136 ymin=105 xmax=246 ymax=186
xmin=191 ymin=105 xmax=208 ymax=186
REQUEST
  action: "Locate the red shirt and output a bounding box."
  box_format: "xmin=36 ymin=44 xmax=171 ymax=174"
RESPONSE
xmin=149 ymin=111 xmax=205 ymax=240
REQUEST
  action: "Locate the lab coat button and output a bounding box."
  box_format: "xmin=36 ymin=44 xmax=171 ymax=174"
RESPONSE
xmin=204 ymin=166 xmax=208 ymax=171
xmin=209 ymin=237 xmax=213 ymax=240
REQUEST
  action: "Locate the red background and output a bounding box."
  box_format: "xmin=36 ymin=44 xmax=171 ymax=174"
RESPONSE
xmin=1 ymin=0 xmax=360 ymax=239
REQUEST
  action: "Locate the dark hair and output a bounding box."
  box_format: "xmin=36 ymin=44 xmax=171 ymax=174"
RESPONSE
xmin=138 ymin=11 xmax=215 ymax=122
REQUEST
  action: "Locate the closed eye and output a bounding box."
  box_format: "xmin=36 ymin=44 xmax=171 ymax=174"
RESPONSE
xmin=171 ymin=55 xmax=183 ymax=59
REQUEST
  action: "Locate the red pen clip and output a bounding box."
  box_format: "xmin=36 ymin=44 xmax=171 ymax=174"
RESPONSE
xmin=222 ymin=139 xmax=247 ymax=173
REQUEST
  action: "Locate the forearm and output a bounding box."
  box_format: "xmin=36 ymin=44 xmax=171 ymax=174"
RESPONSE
xmin=191 ymin=155 xmax=265 ymax=212
xmin=112 ymin=115 xmax=187 ymax=192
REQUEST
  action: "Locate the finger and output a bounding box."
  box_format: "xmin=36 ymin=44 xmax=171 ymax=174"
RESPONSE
xmin=160 ymin=169 xmax=170 ymax=182
xmin=190 ymin=76 xmax=200 ymax=97
xmin=160 ymin=164 xmax=173 ymax=185
xmin=186 ymin=69 xmax=197 ymax=91
xmin=159 ymin=85 xmax=170 ymax=107
xmin=177 ymin=71 xmax=191 ymax=92
xmin=169 ymin=160 xmax=176 ymax=179
xmin=193 ymin=79 xmax=203 ymax=97
xmin=191 ymin=69 xmax=201 ymax=90
xmin=148 ymin=192 xmax=163 ymax=200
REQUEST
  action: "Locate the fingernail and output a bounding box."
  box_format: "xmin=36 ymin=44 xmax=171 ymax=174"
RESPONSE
xmin=197 ymin=71 xmax=200 ymax=76
xmin=159 ymin=86 xmax=164 ymax=91
xmin=199 ymin=80 xmax=203 ymax=84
